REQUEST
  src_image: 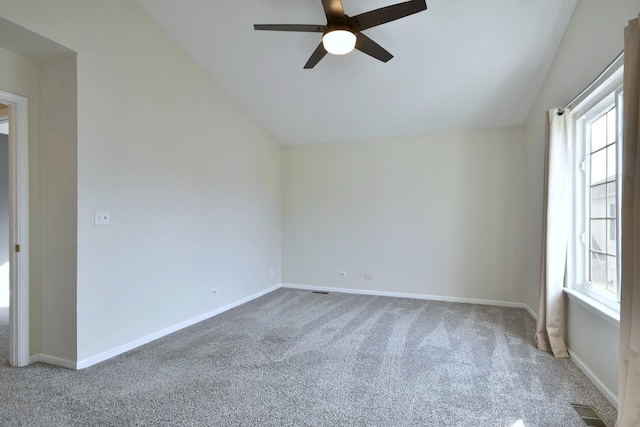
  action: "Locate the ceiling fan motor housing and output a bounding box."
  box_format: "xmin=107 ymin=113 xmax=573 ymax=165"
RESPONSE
xmin=324 ymin=23 xmax=353 ymax=35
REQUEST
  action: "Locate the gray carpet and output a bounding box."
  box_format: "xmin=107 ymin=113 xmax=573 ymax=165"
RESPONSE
xmin=0 ymin=305 xmax=7 ymax=365
xmin=0 ymin=289 xmax=617 ymax=426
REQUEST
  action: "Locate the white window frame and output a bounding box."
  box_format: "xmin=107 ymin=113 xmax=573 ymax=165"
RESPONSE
xmin=567 ymin=65 xmax=623 ymax=315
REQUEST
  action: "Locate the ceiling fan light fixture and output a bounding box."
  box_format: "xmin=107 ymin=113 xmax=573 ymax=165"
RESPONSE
xmin=322 ymin=29 xmax=356 ymax=55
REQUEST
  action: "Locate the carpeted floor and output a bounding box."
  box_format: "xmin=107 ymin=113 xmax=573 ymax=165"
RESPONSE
xmin=0 ymin=289 xmax=617 ymax=426
xmin=0 ymin=305 xmax=7 ymax=366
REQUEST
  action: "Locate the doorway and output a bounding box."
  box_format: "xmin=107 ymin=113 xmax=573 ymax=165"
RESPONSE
xmin=0 ymin=91 xmax=29 ymax=367
xmin=0 ymin=102 xmax=8 ymax=364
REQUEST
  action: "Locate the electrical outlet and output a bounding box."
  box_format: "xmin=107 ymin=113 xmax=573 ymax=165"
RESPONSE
xmin=270 ymin=269 xmax=275 ymax=278
xmin=210 ymin=288 xmax=217 ymax=296
xmin=338 ymin=271 xmax=347 ymax=278
xmin=364 ymin=273 xmax=373 ymax=280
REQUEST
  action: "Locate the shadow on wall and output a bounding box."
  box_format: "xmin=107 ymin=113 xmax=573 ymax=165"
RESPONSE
xmin=0 ymin=133 xmax=8 ymax=307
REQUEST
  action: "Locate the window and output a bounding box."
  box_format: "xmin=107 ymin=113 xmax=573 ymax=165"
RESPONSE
xmin=568 ymin=65 xmax=623 ymax=312
xmin=586 ymin=106 xmax=618 ymax=294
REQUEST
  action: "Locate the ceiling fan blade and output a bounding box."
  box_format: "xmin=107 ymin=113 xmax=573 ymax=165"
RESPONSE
xmin=348 ymin=0 xmax=427 ymax=31
xmin=321 ymin=0 xmax=346 ymax=24
xmin=304 ymin=43 xmax=328 ymax=69
xmin=355 ymin=33 xmax=393 ymax=63
xmin=254 ymin=24 xmax=327 ymax=32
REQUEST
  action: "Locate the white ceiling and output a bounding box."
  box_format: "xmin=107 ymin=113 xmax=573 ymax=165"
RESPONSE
xmin=135 ymin=0 xmax=577 ymax=145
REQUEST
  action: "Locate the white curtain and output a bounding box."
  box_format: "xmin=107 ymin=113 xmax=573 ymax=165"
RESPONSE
xmin=535 ymin=108 xmax=571 ymax=358
xmin=617 ymin=16 xmax=640 ymax=427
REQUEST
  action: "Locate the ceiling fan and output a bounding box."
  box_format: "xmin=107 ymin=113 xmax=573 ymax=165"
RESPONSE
xmin=254 ymin=0 xmax=427 ymax=69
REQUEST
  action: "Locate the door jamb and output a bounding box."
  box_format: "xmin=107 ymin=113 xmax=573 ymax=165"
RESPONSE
xmin=1 ymin=90 xmax=30 ymax=367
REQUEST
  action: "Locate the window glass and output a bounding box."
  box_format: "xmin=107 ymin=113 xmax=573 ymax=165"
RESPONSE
xmin=585 ymin=105 xmax=619 ymax=299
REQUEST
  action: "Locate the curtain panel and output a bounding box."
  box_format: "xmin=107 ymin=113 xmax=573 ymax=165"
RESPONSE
xmin=617 ymin=16 xmax=640 ymax=427
xmin=535 ymin=108 xmax=571 ymax=359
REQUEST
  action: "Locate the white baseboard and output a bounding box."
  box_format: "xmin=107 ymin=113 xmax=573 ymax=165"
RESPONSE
xmin=76 ymin=284 xmax=282 ymax=370
xmin=568 ymin=348 xmax=618 ymax=409
xmin=30 ymin=353 xmax=76 ymax=370
xmin=283 ymin=283 xmax=535 ymax=313
xmin=51 ymin=283 xmax=537 ymax=370
xmin=523 ymin=304 xmax=537 ymax=320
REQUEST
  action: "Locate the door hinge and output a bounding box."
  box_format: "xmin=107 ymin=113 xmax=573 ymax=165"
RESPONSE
xmin=15 ymin=244 xmax=20 ymax=252
xmin=581 ymin=160 xmax=586 ymax=172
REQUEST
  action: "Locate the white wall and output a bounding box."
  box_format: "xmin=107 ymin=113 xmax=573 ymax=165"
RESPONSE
xmin=0 ymin=1 xmax=282 ymax=365
xmin=524 ymin=0 xmax=640 ymax=403
xmin=283 ymin=127 xmax=526 ymax=304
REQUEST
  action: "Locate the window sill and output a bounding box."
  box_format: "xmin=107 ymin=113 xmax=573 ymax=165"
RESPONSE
xmin=564 ymin=288 xmax=620 ymax=327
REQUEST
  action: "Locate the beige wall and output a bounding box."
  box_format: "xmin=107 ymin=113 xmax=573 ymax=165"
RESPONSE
xmin=524 ymin=0 xmax=640 ymax=404
xmin=0 ymin=1 xmax=282 ymax=364
xmin=0 ymin=45 xmax=43 ymax=355
xmin=283 ymin=126 xmax=526 ymax=304
xmin=38 ymin=55 xmax=78 ymax=362
xmin=565 ymin=298 xmax=619 ymax=402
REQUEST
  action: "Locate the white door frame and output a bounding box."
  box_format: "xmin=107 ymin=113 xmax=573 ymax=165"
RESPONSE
xmin=1 ymin=90 xmax=30 ymax=367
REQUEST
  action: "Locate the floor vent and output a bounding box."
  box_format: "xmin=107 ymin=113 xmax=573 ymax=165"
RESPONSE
xmin=311 ymin=291 xmax=329 ymax=294
xmin=572 ymin=404 xmax=608 ymax=427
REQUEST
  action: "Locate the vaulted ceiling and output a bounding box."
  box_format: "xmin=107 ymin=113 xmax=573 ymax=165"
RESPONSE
xmin=135 ymin=0 xmax=577 ymax=145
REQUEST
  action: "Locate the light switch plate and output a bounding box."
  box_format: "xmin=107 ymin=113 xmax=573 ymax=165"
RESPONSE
xmin=94 ymin=211 xmax=110 ymax=225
